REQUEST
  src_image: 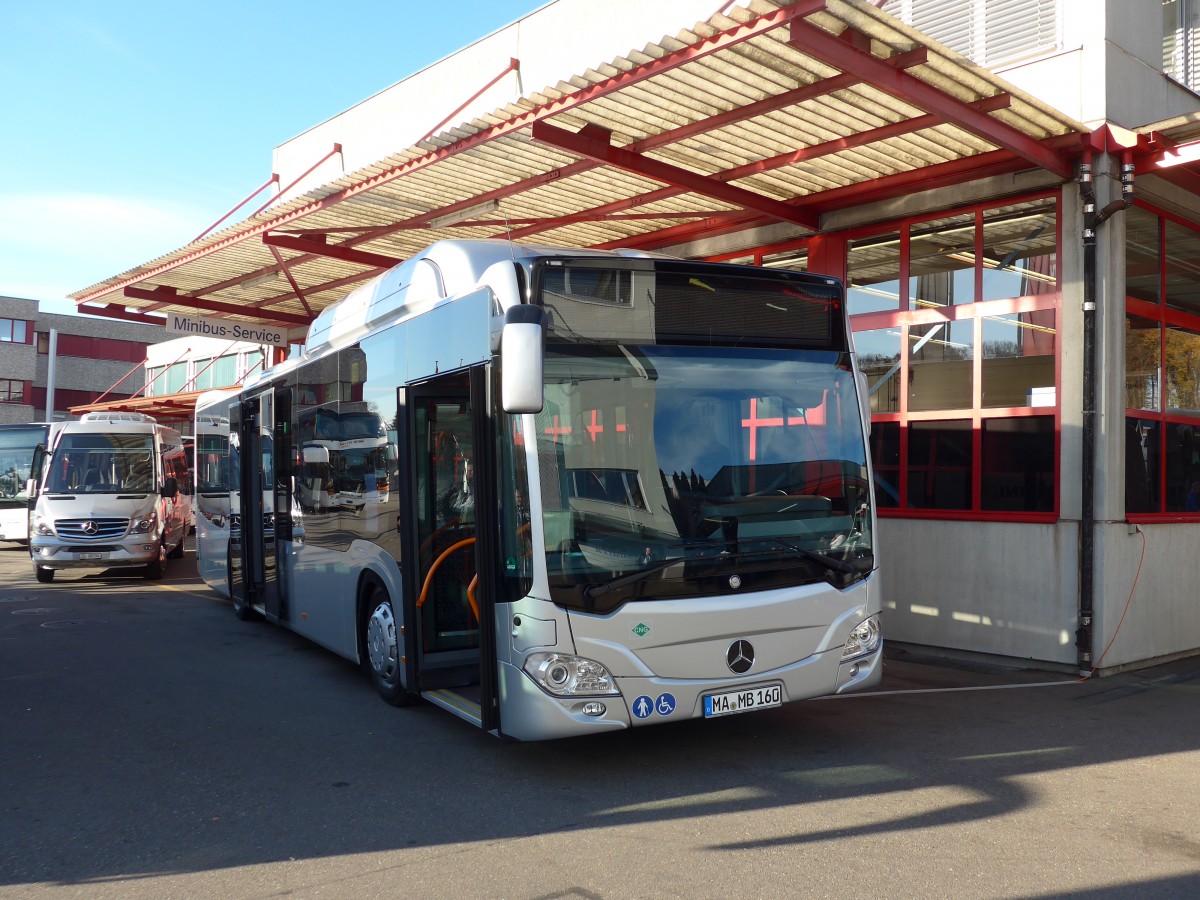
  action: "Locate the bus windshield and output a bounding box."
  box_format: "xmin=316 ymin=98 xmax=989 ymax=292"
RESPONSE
xmin=535 ymin=343 xmax=872 ymax=612
xmin=45 ymin=434 xmax=155 ymax=494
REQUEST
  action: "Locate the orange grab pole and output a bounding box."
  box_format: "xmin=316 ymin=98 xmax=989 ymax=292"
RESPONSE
xmin=416 ymin=537 xmax=477 ymax=610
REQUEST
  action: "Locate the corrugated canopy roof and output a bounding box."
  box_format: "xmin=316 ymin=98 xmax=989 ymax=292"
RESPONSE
xmin=70 ymin=0 xmax=1089 ymax=330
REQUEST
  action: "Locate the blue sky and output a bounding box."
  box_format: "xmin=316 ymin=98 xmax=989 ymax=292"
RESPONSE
xmin=0 ymin=1 xmax=541 ymax=315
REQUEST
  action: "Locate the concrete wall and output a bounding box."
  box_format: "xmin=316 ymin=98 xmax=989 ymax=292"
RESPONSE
xmin=996 ymin=0 xmax=1200 ymax=129
xmin=271 ymin=0 xmax=721 ymax=201
xmin=878 ymin=519 xmax=1079 ymax=664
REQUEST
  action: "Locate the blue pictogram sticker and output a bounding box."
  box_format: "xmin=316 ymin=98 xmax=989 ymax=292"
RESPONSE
xmin=632 ymin=695 xmax=654 ymax=719
xmin=655 ymin=693 xmax=677 ymax=716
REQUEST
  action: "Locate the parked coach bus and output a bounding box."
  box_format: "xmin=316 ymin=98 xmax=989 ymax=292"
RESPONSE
xmin=198 ymin=239 xmax=882 ymax=741
xmin=0 ymin=422 xmax=60 ymax=543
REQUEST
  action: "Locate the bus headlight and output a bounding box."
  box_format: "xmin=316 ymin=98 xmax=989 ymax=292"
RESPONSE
xmin=840 ymin=614 xmax=881 ymax=661
xmin=523 ymin=652 xmax=620 ymax=697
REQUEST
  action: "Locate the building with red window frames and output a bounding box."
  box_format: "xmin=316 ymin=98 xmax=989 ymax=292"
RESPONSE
xmin=0 ymin=295 xmax=171 ymax=426
xmin=67 ymin=0 xmax=1200 ymax=675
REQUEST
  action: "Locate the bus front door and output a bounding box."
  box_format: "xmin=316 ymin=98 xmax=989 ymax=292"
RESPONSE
xmin=403 ymin=370 xmax=498 ymax=729
xmin=232 ymin=391 xmax=284 ymax=622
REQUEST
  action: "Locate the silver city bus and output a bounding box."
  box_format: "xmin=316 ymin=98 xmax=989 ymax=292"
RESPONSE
xmin=200 ymin=239 xmax=882 ymax=740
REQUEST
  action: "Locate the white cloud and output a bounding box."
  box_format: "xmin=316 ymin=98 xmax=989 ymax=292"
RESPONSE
xmin=0 ymin=191 xmax=206 ymax=305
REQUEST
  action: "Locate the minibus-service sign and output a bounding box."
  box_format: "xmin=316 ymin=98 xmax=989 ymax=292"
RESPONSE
xmin=165 ymin=313 xmax=288 ymax=347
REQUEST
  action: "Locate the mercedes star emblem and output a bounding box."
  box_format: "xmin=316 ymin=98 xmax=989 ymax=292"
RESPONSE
xmin=726 ymin=639 xmax=754 ymax=674
xmin=82 ymin=521 xmax=98 ymax=536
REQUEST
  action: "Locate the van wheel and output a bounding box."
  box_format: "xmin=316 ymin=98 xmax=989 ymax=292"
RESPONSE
xmin=35 ymin=565 xmax=54 ymax=584
xmin=363 ymin=579 xmax=416 ymax=706
xmin=144 ymin=544 xmax=165 ymax=580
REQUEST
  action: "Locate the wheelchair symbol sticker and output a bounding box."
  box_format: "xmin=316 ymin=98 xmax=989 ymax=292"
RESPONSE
xmin=632 ymin=696 xmax=654 ymax=719
xmin=655 ymin=693 xmax=676 ymax=716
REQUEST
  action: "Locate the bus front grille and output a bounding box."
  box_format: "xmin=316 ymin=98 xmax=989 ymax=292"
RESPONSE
xmin=55 ymin=518 xmax=130 ymax=540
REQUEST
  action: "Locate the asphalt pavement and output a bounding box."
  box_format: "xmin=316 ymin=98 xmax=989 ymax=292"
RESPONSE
xmin=2 ymin=539 xmax=1199 ymax=899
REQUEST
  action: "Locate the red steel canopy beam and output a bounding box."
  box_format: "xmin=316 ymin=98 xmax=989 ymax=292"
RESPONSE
xmin=530 ymin=121 xmax=821 ymax=229
xmin=123 ymin=286 xmax=313 ymax=327
xmin=73 ymin=0 xmax=828 ymax=306
xmin=266 ymin=245 xmax=314 ymax=317
xmin=789 ymin=19 xmax=1075 ymax=179
xmin=262 ymin=232 xmax=401 ymax=269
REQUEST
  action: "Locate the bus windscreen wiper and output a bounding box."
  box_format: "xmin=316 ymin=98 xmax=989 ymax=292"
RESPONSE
xmin=582 ymin=556 xmax=687 ymax=601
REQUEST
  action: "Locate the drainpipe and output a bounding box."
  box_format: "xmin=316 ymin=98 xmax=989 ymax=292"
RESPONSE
xmin=1076 ymin=150 xmax=1135 ymax=674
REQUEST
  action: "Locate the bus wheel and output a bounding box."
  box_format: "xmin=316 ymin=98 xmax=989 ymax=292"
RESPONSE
xmin=363 ymin=580 xmax=416 ymax=707
xmin=144 ymin=544 xmax=165 ymax=580
xmin=35 ymin=565 xmax=54 ymax=584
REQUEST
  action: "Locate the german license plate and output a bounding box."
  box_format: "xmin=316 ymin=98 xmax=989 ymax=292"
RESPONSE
xmin=78 ymin=552 xmax=104 ymax=560
xmin=704 ymin=683 xmax=783 ymax=718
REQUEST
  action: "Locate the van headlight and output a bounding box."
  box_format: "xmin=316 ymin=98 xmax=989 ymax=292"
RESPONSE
xmin=523 ymin=652 xmax=619 ymax=696
xmin=132 ymin=512 xmax=157 ymax=533
xmin=841 ymin=614 xmax=881 ymax=661
xmin=34 ymin=516 xmax=55 ymax=536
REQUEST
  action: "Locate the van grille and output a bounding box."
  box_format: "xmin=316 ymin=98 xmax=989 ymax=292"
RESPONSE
xmin=55 ymin=518 xmax=130 ymax=540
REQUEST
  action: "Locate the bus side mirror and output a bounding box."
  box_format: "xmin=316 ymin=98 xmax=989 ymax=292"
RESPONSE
xmin=501 ymin=305 xmax=546 ymax=414
xmin=27 ymin=445 xmax=45 ymax=503
xmin=162 ymin=476 xmax=178 ymax=498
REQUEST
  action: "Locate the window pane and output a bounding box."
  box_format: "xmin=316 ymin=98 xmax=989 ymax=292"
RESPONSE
xmin=855 ymin=327 xmax=902 ymax=413
xmin=848 ymin=232 xmax=901 ymax=314
xmin=166 ymin=362 xmax=187 ymax=394
xmin=908 ymin=320 xmax=974 ymax=412
xmin=907 ymin=420 xmax=973 ymax=510
xmin=760 ymin=248 xmax=807 ymax=271
xmin=1166 ymin=421 xmax=1200 ymax=513
xmin=12 ymin=321 xmax=26 ymax=343
xmin=1125 ymin=315 xmax=1160 ymax=411
xmin=1125 ymin=417 xmax=1159 ymax=514
xmin=145 ymin=366 xmax=164 ymax=397
xmin=869 ymin=420 xmax=899 ymax=509
xmin=1164 ymin=219 xmax=1200 ymax=315
xmin=981 ymin=311 xmax=1056 ymax=408
xmin=1126 ymin=207 xmax=1160 ymax=303
xmin=213 ymin=355 xmax=237 ymax=386
xmin=909 ymin=213 xmax=975 ymax=309
xmin=981 ymin=201 xmax=1057 ymax=300
xmin=1165 ymin=325 xmax=1200 ymax=415
xmin=0 ymin=319 xmax=11 ymax=342
xmin=981 ymin=416 xmax=1055 ymax=511
xmin=193 ymin=359 xmax=214 ymax=391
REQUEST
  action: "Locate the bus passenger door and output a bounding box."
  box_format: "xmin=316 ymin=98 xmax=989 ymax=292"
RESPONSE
xmin=402 ymin=369 xmax=498 ymax=729
xmin=270 ymin=385 xmax=293 ymax=619
xmin=232 ymin=391 xmax=283 ymax=622
xmin=228 ymin=399 xmax=255 ymax=610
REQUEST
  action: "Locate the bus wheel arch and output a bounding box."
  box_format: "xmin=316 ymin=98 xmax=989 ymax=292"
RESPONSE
xmin=359 ymin=572 xmax=416 ymax=706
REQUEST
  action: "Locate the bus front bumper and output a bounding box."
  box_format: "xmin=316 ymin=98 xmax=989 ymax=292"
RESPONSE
xmin=496 ymin=642 xmax=883 ymax=741
xmin=30 ymin=537 xmax=162 ymax=570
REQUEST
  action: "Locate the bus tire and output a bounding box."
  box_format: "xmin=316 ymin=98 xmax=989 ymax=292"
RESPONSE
xmin=35 ymin=565 xmax=54 ymax=584
xmin=144 ymin=544 xmax=165 ymax=580
xmin=362 ymin=578 xmax=416 ymax=707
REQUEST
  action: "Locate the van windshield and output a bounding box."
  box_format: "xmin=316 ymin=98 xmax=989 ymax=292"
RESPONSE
xmin=45 ymin=434 xmax=156 ymax=494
